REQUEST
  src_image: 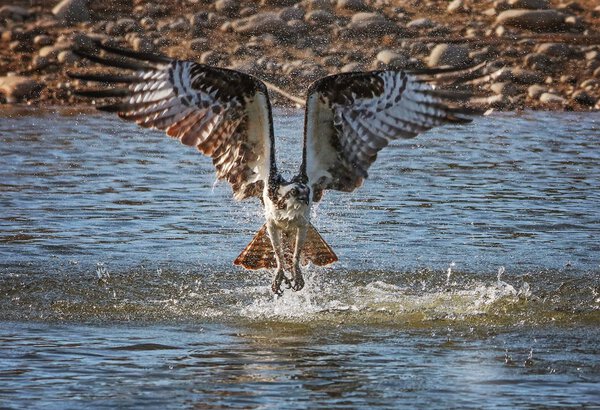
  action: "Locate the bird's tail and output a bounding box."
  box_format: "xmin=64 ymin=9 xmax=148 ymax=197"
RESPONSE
xmin=233 ymin=224 xmax=338 ymax=270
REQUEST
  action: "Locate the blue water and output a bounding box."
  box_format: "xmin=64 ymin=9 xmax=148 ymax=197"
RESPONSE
xmin=0 ymin=107 xmax=599 ymax=408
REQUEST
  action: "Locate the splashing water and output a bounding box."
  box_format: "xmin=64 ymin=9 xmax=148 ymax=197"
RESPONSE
xmin=446 ymin=261 xmax=456 ymax=286
xmin=497 ymin=266 xmax=505 ymax=284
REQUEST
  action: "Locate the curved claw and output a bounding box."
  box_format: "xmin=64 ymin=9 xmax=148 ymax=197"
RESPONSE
xmin=291 ymin=275 xmax=305 ymax=292
xmin=271 ymin=270 xmax=292 ymax=295
xmin=272 ymin=282 xmax=284 ymax=296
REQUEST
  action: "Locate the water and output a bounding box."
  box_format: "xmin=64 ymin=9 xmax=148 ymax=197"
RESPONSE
xmin=1 ymin=107 xmax=599 ymax=408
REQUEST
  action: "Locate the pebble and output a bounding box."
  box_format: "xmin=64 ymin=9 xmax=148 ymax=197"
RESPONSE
xmin=70 ymin=32 xmax=96 ymax=50
xmin=323 ymin=55 xmax=342 ymax=67
xmin=496 ymin=67 xmax=544 ymax=84
xmin=131 ymin=36 xmax=154 ymax=52
xmin=134 ymin=3 xmax=167 ymax=18
xmin=33 ymin=35 xmax=54 ymax=47
xmin=535 ymin=43 xmax=576 ymax=59
xmin=190 ymin=37 xmax=210 ymax=51
xmin=580 ymin=79 xmax=599 ymax=90
xmin=169 ymin=18 xmax=190 ymax=33
xmin=304 ymin=0 xmax=333 ymax=11
xmin=30 ymin=55 xmax=51 ymax=70
xmin=572 ymin=90 xmax=596 ymax=106
xmin=0 ymin=5 xmax=30 ymax=22
xmin=559 ymin=2 xmax=584 ymax=13
xmin=539 ymin=92 xmax=566 ymax=104
xmin=305 ymin=10 xmax=334 ymax=25
xmin=428 ymin=44 xmax=471 ymax=67
xmin=239 ymin=6 xmax=258 ymax=18
xmin=336 ymin=0 xmax=369 ymax=12
xmin=491 ymin=82 xmax=521 ymax=96
xmin=57 ymin=50 xmax=79 ymax=65
xmin=140 ymin=17 xmax=157 ymax=31
xmin=39 ymin=44 xmax=69 ymax=59
xmin=447 ymin=0 xmax=465 ymax=13
xmin=215 ymin=0 xmax=240 ymax=17
xmin=9 ymin=40 xmax=32 ymax=53
xmin=52 ymin=0 xmax=90 ymax=25
xmin=231 ymin=12 xmax=294 ymax=39
xmin=262 ymin=0 xmax=298 ymax=6
xmin=287 ymin=19 xmax=309 ymax=36
xmin=523 ymin=52 xmax=553 ymax=70
xmin=106 ymin=18 xmax=141 ymax=36
xmin=0 ymin=76 xmax=43 ymax=103
xmin=344 ymin=12 xmax=399 ymax=37
xmin=375 ymin=50 xmax=408 ymax=69
xmin=507 ymin=0 xmax=549 ymax=9
xmin=528 ymin=84 xmax=547 ymax=99
xmin=200 ymin=51 xmax=226 ymax=66
xmin=340 ymin=62 xmax=364 ymax=72
xmin=279 ymin=7 xmax=304 ymax=21
xmin=495 ymin=9 xmax=575 ymax=32
xmin=406 ymin=18 xmax=435 ymax=29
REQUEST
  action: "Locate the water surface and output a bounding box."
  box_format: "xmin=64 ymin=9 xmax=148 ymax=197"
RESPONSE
xmin=0 ymin=108 xmax=599 ymax=408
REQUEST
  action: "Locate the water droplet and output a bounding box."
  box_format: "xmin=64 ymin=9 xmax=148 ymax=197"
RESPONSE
xmin=446 ymin=262 xmax=455 ymax=286
xmin=497 ymin=266 xmax=505 ymax=283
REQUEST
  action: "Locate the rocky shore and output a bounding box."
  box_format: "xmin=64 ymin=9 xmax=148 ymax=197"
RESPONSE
xmin=1 ymin=0 xmax=599 ymax=110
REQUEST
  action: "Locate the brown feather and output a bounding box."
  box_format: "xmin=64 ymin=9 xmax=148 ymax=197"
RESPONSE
xmin=234 ymin=224 xmax=338 ymax=271
xmin=70 ymin=44 xmax=274 ymax=202
xmin=301 ymin=225 xmax=338 ymax=266
xmin=234 ymin=225 xmax=276 ymax=270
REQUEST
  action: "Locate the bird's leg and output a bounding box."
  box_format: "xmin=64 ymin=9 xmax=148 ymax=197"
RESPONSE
xmin=266 ymin=221 xmax=290 ymax=295
xmin=291 ymin=225 xmax=307 ymax=291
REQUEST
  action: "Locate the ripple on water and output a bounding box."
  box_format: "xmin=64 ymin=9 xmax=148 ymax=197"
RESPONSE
xmin=1 ymin=109 xmax=600 ymax=408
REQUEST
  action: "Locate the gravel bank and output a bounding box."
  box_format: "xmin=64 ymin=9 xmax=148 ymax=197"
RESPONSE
xmin=1 ymin=0 xmax=599 ymax=110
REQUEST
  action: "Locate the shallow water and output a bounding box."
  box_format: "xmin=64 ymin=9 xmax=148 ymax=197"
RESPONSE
xmin=0 ymin=107 xmax=599 ymax=408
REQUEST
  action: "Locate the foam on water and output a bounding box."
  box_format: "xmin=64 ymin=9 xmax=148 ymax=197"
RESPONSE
xmin=238 ymin=267 xmax=536 ymax=325
xmin=8 ymin=261 xmax=593 ymax=329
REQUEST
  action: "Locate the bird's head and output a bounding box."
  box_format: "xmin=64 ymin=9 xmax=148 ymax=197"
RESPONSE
xmin=277 ymin=181 xmax=311 ymax=209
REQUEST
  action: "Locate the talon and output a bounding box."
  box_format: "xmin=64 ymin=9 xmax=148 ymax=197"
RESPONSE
xmin=271 ymin=282 xmax=283 ymax=296
xmin=291 ymin=275 xmax=305 ymax=292
xmin=271 ymin=270 xmax=290 ymax=295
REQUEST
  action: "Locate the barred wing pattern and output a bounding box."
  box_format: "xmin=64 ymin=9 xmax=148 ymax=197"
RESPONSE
xmin=301 ymin=67 xmax=489 ymax=202
xmin=71 ymin=43 xmax=275 ymax=200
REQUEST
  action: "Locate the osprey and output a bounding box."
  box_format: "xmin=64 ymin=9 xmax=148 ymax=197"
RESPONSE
xmin=71 ymin=42 xmax=494 ymax=295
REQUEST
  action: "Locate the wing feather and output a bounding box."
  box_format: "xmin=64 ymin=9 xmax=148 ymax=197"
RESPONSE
xmin=301 ymin=65 xmax=496 ymax=200
xmin=70 ymin=42 xmax=276 ymax=201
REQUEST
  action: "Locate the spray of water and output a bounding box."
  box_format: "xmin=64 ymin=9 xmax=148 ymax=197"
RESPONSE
xmin=446 ymin=262 xmax=456 ymax=286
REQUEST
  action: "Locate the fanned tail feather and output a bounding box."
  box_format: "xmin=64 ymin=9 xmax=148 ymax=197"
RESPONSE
xmin=234 ymin=225 xmax=276 ymax=270
xmin=234 ymin=224 xmax=338 ymax=270
xmin=301 ymin=224 xmax=338 ymax=267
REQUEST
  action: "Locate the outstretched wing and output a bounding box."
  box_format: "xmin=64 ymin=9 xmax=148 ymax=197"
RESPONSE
xmin=300 ymin=65 xmax=497 ymax=201
xmin=70 ymin=42 xmax=276 ymax=200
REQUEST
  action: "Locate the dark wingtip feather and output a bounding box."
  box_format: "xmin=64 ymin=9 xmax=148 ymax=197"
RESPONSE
xmin=445 ymin=114 xmax=474 ymax=124
xmin=72 ymin=48 xmax=152 ymax=71
xmin=94 ymin=41 xmax=172 ymax=64
xmin=73 ymin=89 xmax=130 ymax=98
xmin=408 ymin=61 xmax=485 ymax=77
xmin=67 ymin=71 xmax=140 ymax=84
xmin=96 ymin=104 xmax=122 ymax=113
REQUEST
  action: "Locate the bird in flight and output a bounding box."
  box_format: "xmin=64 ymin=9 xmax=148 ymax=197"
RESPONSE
xmin=71 ymin=42 xmax=494 ymax=295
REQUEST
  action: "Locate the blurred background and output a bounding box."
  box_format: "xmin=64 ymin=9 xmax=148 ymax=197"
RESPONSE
xmin=1 ymin=0 xmax=599 ymax=109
